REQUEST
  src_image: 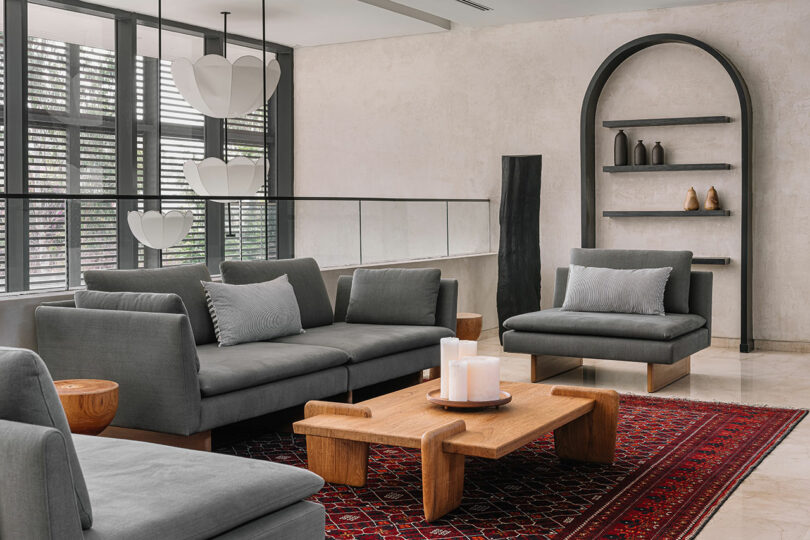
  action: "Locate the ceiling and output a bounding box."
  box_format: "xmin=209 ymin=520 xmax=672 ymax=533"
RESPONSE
xmin=86 ymin=0 xmax=743 ymax=48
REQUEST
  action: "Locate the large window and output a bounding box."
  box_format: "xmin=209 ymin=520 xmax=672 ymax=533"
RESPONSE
xmin=0 ymin=0 xmax=292 ymax=293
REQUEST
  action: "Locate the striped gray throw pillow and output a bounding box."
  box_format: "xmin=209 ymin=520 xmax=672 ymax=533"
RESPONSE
xmin=202 ymin=275 xmax=304 ymax=347
xmin=561 ymin=264 xmax=672 ymax=316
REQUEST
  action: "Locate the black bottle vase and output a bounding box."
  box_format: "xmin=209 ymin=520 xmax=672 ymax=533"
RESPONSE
xmin=614 ymin=130 xmax=628 ymax=166
xmin=633 ymin=140 xmax=647 ymax=165
xmin=651 ymin=142 xmax=664 ymax=165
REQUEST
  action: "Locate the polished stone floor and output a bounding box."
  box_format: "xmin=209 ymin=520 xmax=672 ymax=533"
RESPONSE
xmin=477 ymin=336 xmax=810 ymax=540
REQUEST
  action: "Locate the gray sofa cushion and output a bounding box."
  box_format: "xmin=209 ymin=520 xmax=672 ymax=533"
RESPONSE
xmin=74 ymin=435 xmax=324 ymax=540
xmin=202 ymin=276 xmax=304 ymax=347
xmin=0 ymin=348 xmax=93 ymax=530
xmin=562 ymin=265 xmax=671 ymax=316
xmin=273 ymin=321 xmax=454 ymax=363
xmin=220 ymin=258 xmax=334 ymax=329
xmin=345 ymin=268 xmax=442 ymax=326
xmin=570 ymin=248 xmax=693 ymax=314
xmin=84 ymin=264 xmax=216 ymax=345
xmin=504 ymin=308 xmax=706 ymax=341
xmin=196 ymin=342 xmax=349 ymax=397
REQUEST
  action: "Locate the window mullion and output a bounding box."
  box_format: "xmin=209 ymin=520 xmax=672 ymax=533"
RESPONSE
xmin=66 ymin=43 xmax=82 ymax=288
xmin=204 ymin=34 xmax=225 ymax=274
xmin=116 ymin=15 xmax=138 ymax=270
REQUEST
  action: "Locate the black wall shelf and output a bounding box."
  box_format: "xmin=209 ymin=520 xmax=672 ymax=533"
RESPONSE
xmin=693 ymin=257 xmax=731 ymax=265
xmin=603 ymin=164 xmax=731 ymax=173
xmin=603 ymin=116 xmax=731 ymax=128
xmin=603 ymin=210 xmax=730 ymax=217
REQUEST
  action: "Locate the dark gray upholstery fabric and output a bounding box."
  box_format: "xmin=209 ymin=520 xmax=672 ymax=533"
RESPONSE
xmin=273 ymin=321 xmax=454 ymax=363
xmin=74 ymin=290 xmax=189 ymax=317
xmin=335 ymin=276 xmax=458 ymax=332
xmin=75 ymin=435 xmax=324 ymax=540
xmin=202 ymin=276 xmax=304 ymax=346
xmin=84 ymin=263 xmax=216 ymax=345
xmin=199 ymin=367 xmax=348 ymax=431
xmin=220 ymin=258 xmax=334 ymax=329
xmin=570 ymin=248 xmax=693 ymax=314
xmin=502 ymin=328 xmax=709 ymax=364
xmin=36 ymin=307 xmax=202 ymax=436
xmin=0 ymin=420 xmax=84 ymax=540
xmin=345 ymin=268 xmax=441 ymax=325
xmin=213 ymin=501 xmax=324 ymax=540
xmin=504 ymin=308 xmax=705 ymax=341
xmin=197 ymin=342 xmax=349 ymax=397
xmin=690 ymin=272 xmax=713 ymax=334
xmin=0 ymin=348 xmax=93 ymax=530
xmin=553 ymin=267 xmax=570 ymax=308
xmin=347 ymin=345 xmax=439 ymax=390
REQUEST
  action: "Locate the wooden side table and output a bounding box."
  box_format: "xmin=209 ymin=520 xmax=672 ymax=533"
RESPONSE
xmin=55 ymin=379 xmax=119 ymax=436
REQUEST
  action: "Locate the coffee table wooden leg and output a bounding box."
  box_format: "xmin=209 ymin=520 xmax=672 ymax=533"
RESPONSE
xmin=304 ymin=401 xmax=372 ymax=487
xmin=421 ymin=420 xmax=466 ymax=522
xmin=550 ymin=386 xmax=619 ymax=464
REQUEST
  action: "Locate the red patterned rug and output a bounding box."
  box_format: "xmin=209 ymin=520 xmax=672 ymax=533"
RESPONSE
xmin=216 ymin=395 xmax=805 ymax=539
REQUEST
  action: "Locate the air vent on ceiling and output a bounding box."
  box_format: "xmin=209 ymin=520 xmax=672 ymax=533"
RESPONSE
xmin=454 ymin=0 xmax=493 ymax=11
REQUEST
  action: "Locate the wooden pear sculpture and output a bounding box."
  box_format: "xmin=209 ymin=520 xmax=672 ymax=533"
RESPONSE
xmin=704 ymin=186 xmax=720 ymax=210
xmin=684 ymin=187 xmax=700 ymax=211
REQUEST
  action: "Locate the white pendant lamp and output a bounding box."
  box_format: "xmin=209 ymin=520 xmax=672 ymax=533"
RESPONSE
xmin=128 ymin=0 xmax=193 ymax=251
xmin=183 ymin=157 xmax=267 ymax=200
xmin=127 ymin=210 xmax=195 ymax=251
xmin=171 ymin=9 xmax=280 ymax=119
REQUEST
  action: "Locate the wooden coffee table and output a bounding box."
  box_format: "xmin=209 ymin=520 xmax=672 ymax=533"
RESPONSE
xmin=293 ymin=379 xmax=618 ymax=521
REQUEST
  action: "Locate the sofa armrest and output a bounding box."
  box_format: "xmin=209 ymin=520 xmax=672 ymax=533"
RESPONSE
xmin=333 ymin=275 xmax=353 ymax=323
xmin=689 ymin=271 xmax=713 ymax=335
xmin=334 ymin=275 xmax=458 ymax=332
xmin=35 ymin=306 xmax=202 ymax=435
xmin=553 ymin=267 xmax=570 ymax=308
xmin=0 ymin=420 xmax=84 ymax=540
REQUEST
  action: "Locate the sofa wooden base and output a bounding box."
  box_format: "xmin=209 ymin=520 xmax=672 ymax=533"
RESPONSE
xmin=100 ymin=426 xmax=212 ymax=451
xmin=647 ymin=356 xmax=691 ymax=393
xmin=530 ymin=355 xmax=583 ymax=383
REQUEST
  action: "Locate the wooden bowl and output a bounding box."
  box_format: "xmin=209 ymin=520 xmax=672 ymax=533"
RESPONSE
xmin=426 ymin=389 xmax=512 ymax=410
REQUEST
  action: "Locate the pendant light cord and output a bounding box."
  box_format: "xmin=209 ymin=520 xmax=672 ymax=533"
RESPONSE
xmin=221 ymin=11 xmax=229 ymax=162
xmin=157 ymin=0 xmax=162 ymax=195
xmin=262 ymin=0 xmax=267 ymax=196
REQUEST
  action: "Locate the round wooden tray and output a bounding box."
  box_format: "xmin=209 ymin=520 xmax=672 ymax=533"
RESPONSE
xmin=426 ymin=389 xmax=512 ymax=409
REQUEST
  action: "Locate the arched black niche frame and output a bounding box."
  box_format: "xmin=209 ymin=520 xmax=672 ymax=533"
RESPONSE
xmin=579 ymin=33 xmax=753 ymax=353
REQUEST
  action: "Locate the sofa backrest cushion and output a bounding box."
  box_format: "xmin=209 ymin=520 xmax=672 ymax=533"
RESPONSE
xmin=345 ymin=268 xmax=442 ymax=326
xmin=570 ymin=248 xmax=692 ymax=314
xmin=84 ymin=264 xmax=215 ymax=345
xmin=219 ymin=258 xmax=333 ymax=329
xmin=0 ymin=347 xmax=93 ymax=530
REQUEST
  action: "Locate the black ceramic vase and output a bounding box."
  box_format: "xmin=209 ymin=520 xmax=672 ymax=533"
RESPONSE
xmin=633 ymin=140 xmax=647 ymax=165
xmin=614 ymin=130 xmax=628 ymax=166
xmin=651 ymin=142 xmax=664 ymax=165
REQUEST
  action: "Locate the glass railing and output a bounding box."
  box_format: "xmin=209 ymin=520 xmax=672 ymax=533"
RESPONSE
xmin=295 ymin=198 xmax=492 ymax=268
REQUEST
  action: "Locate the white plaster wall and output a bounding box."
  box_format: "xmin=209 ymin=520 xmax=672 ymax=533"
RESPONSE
xmin=294 ymin=0 xmax=810 ymax=342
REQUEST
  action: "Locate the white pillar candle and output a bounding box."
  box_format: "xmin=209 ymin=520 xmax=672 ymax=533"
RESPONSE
xmin=466 ymin=356 xmax=501 ymax=401
xmin=458 ymin=340 xmax=478 ymax=361
xmin=448 ymin=359 xmax=469 ymax=401
xmin=440 ymin=337 xmax=459 ymax=398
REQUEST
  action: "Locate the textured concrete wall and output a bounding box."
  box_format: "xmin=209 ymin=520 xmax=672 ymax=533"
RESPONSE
xmin=293 ymin=0 xmax=810 ymax=341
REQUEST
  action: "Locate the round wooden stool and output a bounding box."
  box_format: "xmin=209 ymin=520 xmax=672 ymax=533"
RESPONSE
xmin=54 ymin=379 xmax=119 ymax=436
xmin=456 ymin=312 xmax=483 ymax=341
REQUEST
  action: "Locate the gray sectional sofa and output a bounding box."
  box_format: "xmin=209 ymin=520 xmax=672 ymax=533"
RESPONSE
xmin=35 ymin=258 xmax=457 ymax=448
xmin=0 ymin=347 xmax=325 ymax=540
xmin=502 ymin=249 xmax=712 ymax=392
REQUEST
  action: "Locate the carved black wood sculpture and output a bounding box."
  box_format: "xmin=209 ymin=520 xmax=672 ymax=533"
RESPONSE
xmin=497 ymin=155 xmax=541 ymax=342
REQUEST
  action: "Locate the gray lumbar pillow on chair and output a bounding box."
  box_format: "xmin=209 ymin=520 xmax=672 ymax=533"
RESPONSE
xmin=345 ymin=268 xmax=441 ymax=325
xmin=562 ymin=264 xmax=672 ymax=316
xmin=202 ymin=275 xmax=304 ymax=347
xmin=0 ymin=347 xmax=93 ymax=529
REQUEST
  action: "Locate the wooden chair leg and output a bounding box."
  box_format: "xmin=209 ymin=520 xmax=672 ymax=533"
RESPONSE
xmin=550 ymin=386 xmax=619 ymax=464
xmin=303 ymin=401 xmax=372 ymax=486
xmin=426 ymin=367 xmax=441 ymax=381
xmin=647 ymin=356 xmax=691 ymax=393
xmin=531 ymin=355 xmax=583 ymax=383
xmin=421 ymin=420 xmax=466 ymax=522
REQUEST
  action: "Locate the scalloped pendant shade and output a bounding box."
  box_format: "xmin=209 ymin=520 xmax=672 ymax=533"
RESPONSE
xmin=127 ymin=210 xmax=195 ymax=250
xmin=171 ymin=55 xmax=281 ymax=119
xmin=182 ymin=156 xmax=266 ymax=200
